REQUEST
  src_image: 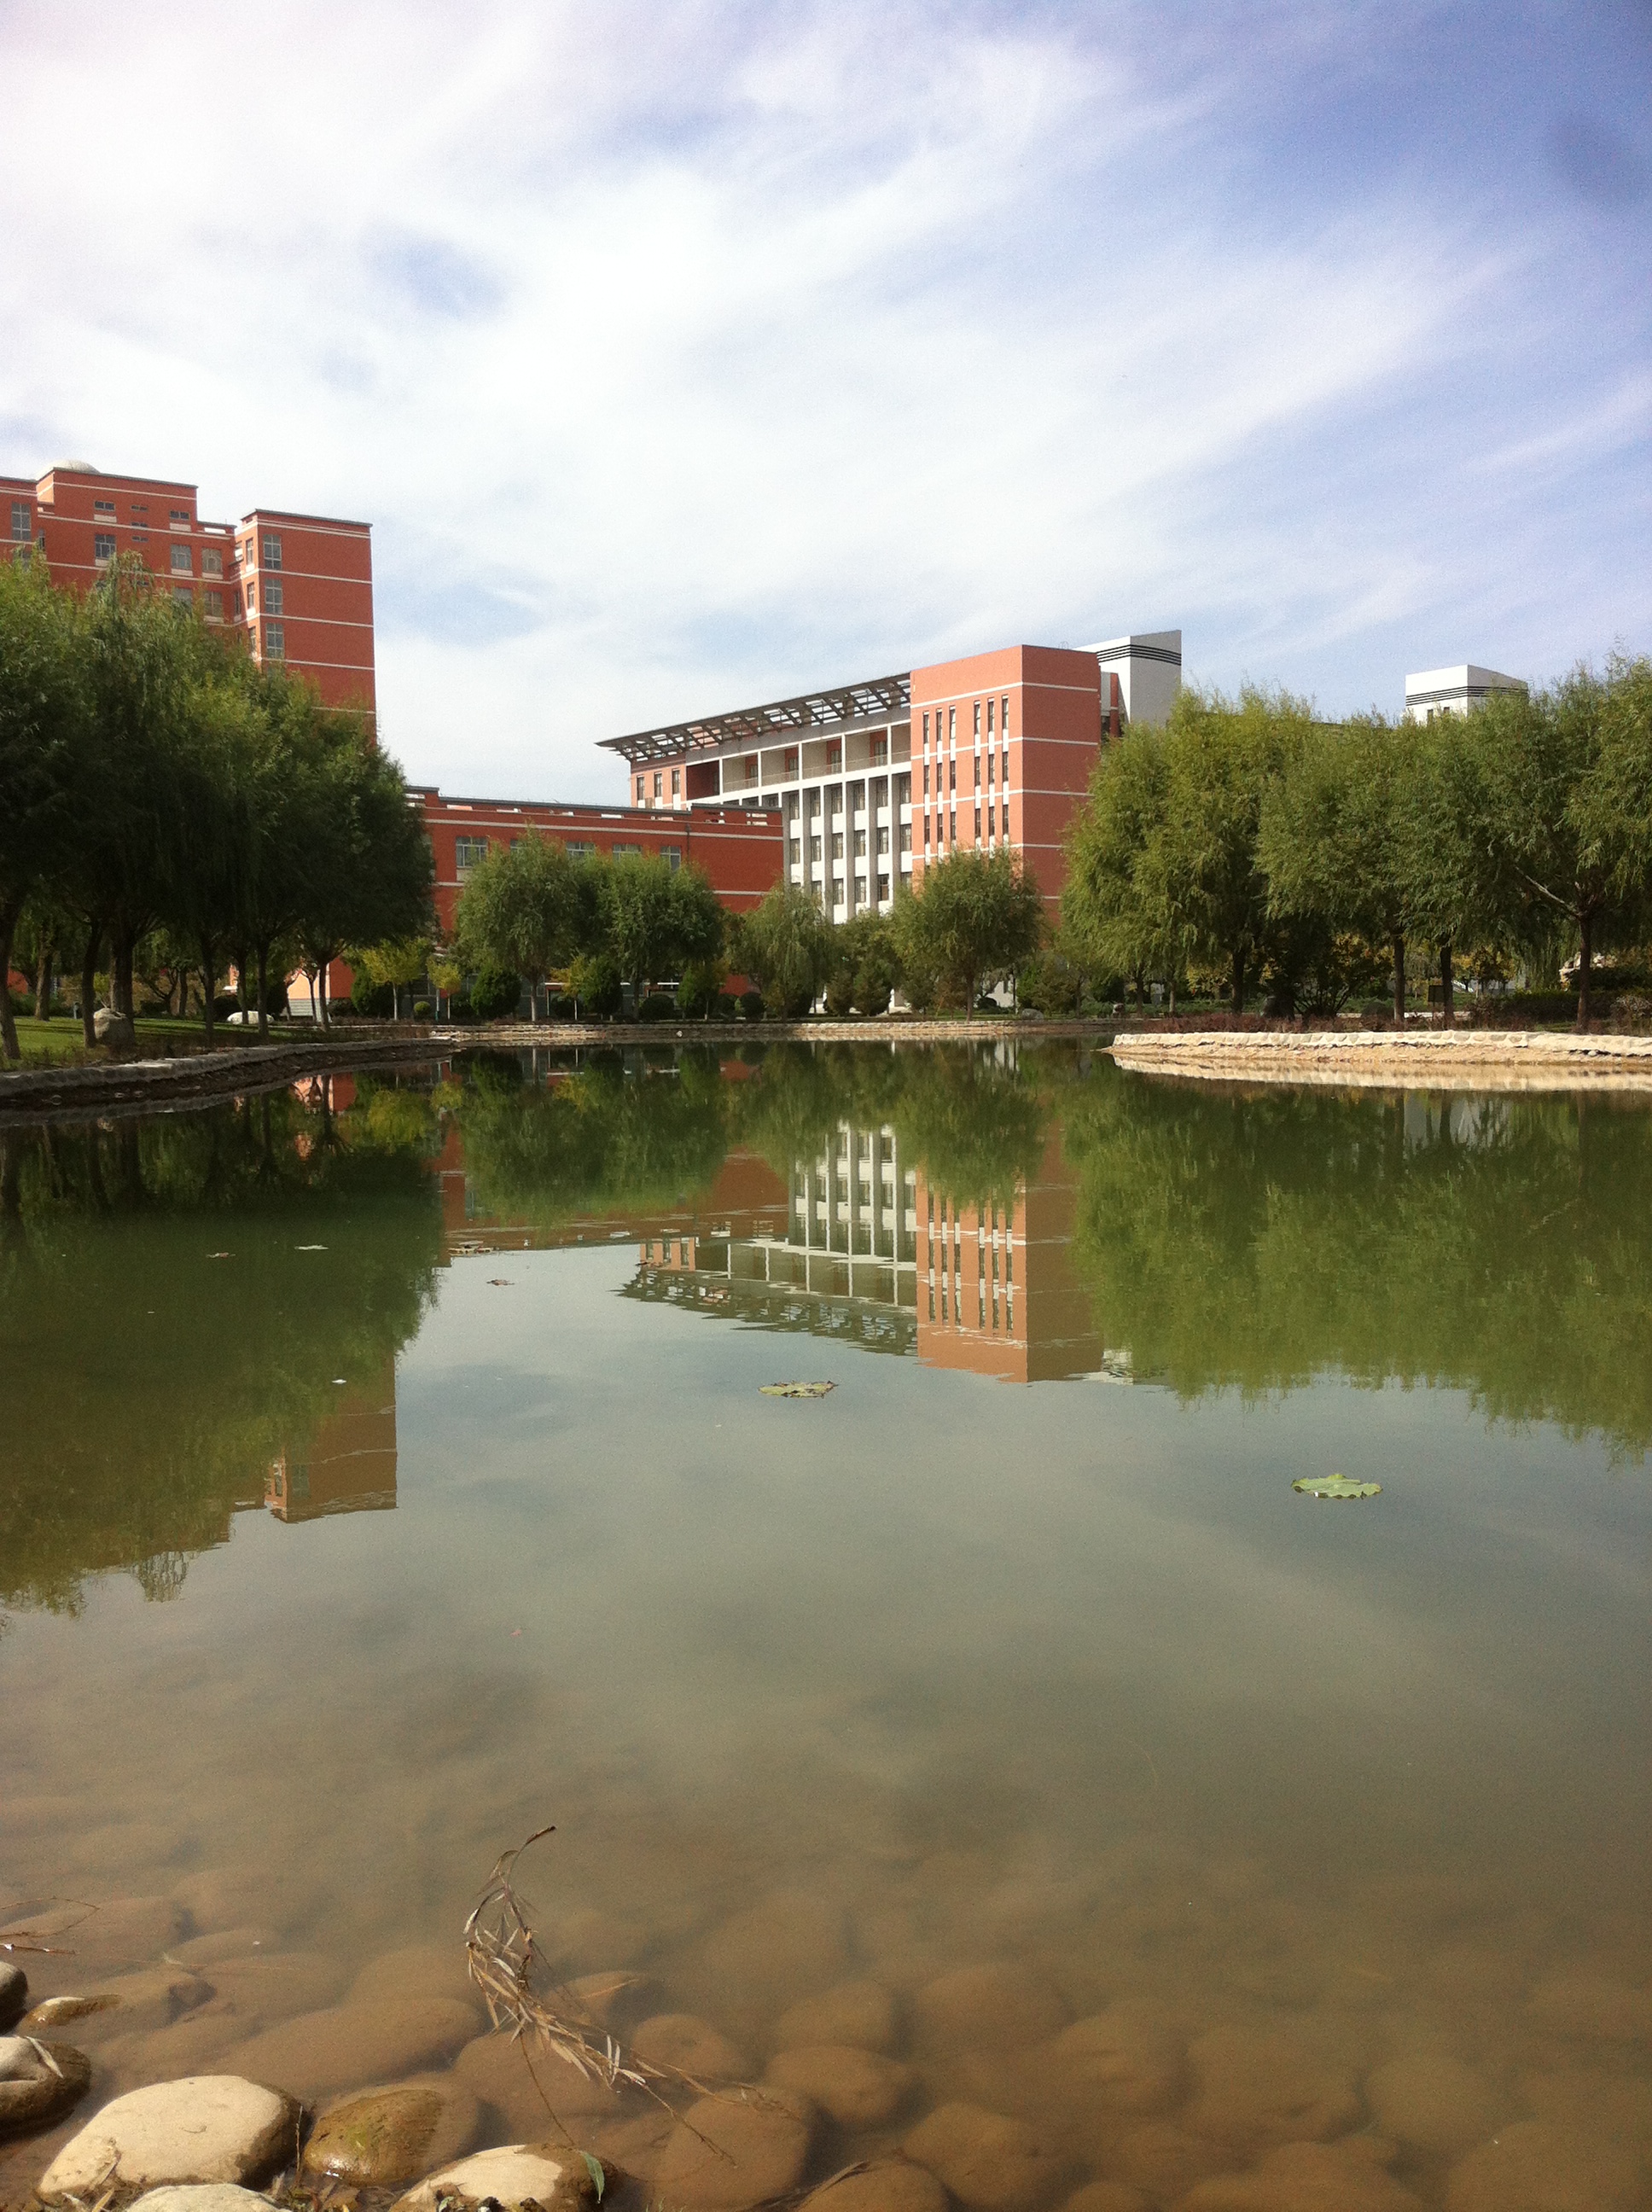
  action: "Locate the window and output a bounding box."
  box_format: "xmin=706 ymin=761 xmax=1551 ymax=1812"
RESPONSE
xmin=832 ymin=876 xmax=845 ymax=905
xmin=854 ymin=830 xmax=867 ymax=859
xmin=93 ymin=533 xmax=115 ymax=562
xmin=263 ymin=624 xmax=284 ymax=657
xmin=854 ymin=875 xmax=867 ymax=905
xmin=1002 ymin=694 xmax=1009 ymax=730
xmin=986 ymin=698 xmax=994 ymax=734
xmin=986 ymin=753 xmax=995 ymax=786
xmin=877 ymin=873 xmax=889 ymax=902
xmin=922 ymin=712 xmax=929 ymax=743
xmin=950 ymin=810 xmax=957 ymax=841
xmin=947 ymin=707 xmax=956 ymax=739
xmin=973 ymin=701 xmax=981 ymax=736
xmin=10 ymin=503 xmax=29 ymax=540
xmin=788 ymin=839 xmax=801 ymax=864
xmin=870 ymin=733 xmax=888 ymax=765
xmin=567 ymin=841 xmax=595 ymax=861
xmin=827 ymin=740 xmax=842 ymax=771
xmin=897 ymin=772 xmax=910 ymax=804
xmin=265 ymin=579 xmax=282 ymax=613
xmin=948 ymin=758 xmax=957 ymax=791
xmin=1001 ymin=746 xmax=1009 ymax=784
xmin=94 ymin=498 xmax=115 ymax=516
xmin=662 ymin=847 xmax=682 ymax=871
xmin=202 ymin=589 xmax=222 ymax=621
xmin=652 ymin=771 xmax=662 ymax=800
xmin=831 ymin=830 xmax=845 ymax=860
xmin=899 ymin=823 xmax=912 ymax=853
xmin=612 ymin=842 xmax=642 ymax=858
xmin=974 ymin=807 xmax=982 ymax=839
xmin=974 ymin=754 xmax=981 ymax=788
xmin=247 ymin=585 xmax=258 ymax=612
xmin=262 ymin=535 xmax=282 ymax=568
xmin=671 ymin=768 xmax=681 ymax=796
xmin=783 ymin=747 xmax=799 ymax=777
xmin=201 ymin=547 xmax=223 ymax=578
xmin=172 ymin=544 xmax=191 ymax=573
xmin=809 ymin=835 xmax=822 ymax=862
xmin=172 ymin=585 xmax=193 ymax=608
xmin=922 ymin=763 xmax=929 ymax=796
xmin=637 ymin=776 xmax=646 ymax=800
xmin=986 ymin=803 xmax=995 ymax=835
xmin=876 ymin=826 xmax=889 ymax=855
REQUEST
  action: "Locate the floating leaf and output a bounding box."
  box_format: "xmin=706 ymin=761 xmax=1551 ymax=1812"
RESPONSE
xmin=760 ymin=1381 xmax=835 ymax=1399
xmin=581 ymin=2152 xmax=606 ymax=2203
xmin=1293 ymin=1474 xmax=1382 ymax=1500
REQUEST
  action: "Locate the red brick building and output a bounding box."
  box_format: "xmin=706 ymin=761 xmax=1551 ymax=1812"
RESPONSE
xmin=3 ymin=461 xmax=375 ymax=714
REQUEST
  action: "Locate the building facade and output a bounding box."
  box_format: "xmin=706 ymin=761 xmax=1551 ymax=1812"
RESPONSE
xmin=1404 ymin=663 xmax=1526 ymax=721
xmin=598 ymin=632 xmax=1181 ymax=916
xmin=3 ymin=461 xmax=375 ymax=714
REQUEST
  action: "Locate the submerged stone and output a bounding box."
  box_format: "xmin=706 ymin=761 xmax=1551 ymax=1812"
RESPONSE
xmin=394 ymin=2142 xmax=598 ymax=2212
xmin=1177 ymin=2137 xmax=1427 ymax=2210
xmin=1186 ymin=2023 xmax=1361 ymax=2148
xmin=0 ymin=2038 xmax=92 ymax=2139
xmin=912 ymin=1965 xmax=1067 ymax=2057
xmin=632 ymin=2011 xmax=750 ymax=2079
xmin=224 ymin=1994 xmax=478 ymax=2103
xmin=129 ymin=2190 xmax=275 ymax=2212
xmin=774 ymin=1979 xmax=899 ymax=2054
xmin=302 ymin=2076 xmax=480 ymax=2187
xmin=38 ymin=2075 xmax=296 ymax=2197
xmin=902 ymin=2100 xmax=1073 ymax=2212
xmin=765 ymin=2042 xmax=916 ymax=2125
xmin=802 ymin=2161 xmax=950 ymax=2212
xmin=649 ymin=2087 xmax=817 ymax=2211
xmin=0 ymin=1967 xmax=26 ymax=2033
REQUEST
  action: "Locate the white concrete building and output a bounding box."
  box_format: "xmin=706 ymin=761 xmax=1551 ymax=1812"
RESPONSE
xmin=1405 ymin=663 xmax=1527 ymax=721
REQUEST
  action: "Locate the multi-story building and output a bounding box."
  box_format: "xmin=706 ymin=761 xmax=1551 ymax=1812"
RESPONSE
xmin=2 ymin=460 xmax=375 ymax=714
xmin=598 ymin=632 xmax=1181 ymax=916
xmin=1404 ymin=663 xmax=1526 ymax=722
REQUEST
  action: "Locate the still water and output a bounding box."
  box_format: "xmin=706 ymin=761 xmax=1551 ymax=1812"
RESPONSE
xmin=3 ymin=1045 xmax=1649 ymax=2211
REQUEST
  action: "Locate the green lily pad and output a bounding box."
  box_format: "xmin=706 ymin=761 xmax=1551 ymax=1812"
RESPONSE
xmin=760 ymin=1381 xmax=835 ymax=1398
xmin=1293 ymin=1473 xmax=1382 ymax=1499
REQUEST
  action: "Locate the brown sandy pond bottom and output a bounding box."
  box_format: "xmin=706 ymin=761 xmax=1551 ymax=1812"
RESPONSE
xmin=2 ymin=1062 xmax=1649 ymax=2209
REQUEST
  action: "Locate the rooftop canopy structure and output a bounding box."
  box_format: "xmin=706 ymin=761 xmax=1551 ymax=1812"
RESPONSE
xmin=599 ymin=672 xmax=912 ymax=767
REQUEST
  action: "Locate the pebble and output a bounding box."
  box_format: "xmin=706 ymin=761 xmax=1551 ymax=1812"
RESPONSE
xmin=38 ymin=2075 xmax=297 ymax=2197
xmin=765 ymin=2044 xmax=916 ymax=2126
xmin=452 ymin=2029 xmax=628 ymax=2133
xmin=632 ymin=2012 xmax=750 ymax=2080
xmin=567 ymin=1969 xmax=648 ymax=2029
xmin=1446 ymin=2120 xmax=1651 ymax=2212
xmin=800 ymin=2160 xmax=949 ymax=2212
xmin=912 ymin=1966 xmax=1067 ymax=2057
xmin=1186 ymin=2023 xmax=1361 ymax=2147
xmin=0 ymin=2039 xmax=92 ymax=2138
xmin=201 ymin=1952 xmax=351 ymax=2022
xmin=26 ymin=1969 xmax=209 ymax=2040
xmin=902 ymin=2100 xmax=1073 ymax=2212
xmin=1042 ymin=2007 xmax=1184 ymax=2116
xmin=0 ymin=1968 xmax=26 ymax=2034
xmin=348 ymin=1944 xmax=483 ymax=2013
xmin=1365 ymin=2048 xmax=1509 ymax=2159
xmin=169 ymin=1930 xmax=280 ymax=1970
xmin=776 ymin=1980 xmax=900 ymax=2054
xmin=1177 ymin=2137 xmax=1428 ymax=2210
xmin=1058 ymin=2186 xmax=1154 ymax=2212
xmin=694 ymin=1893 xmax=846 ymax=2016
xmin=1 ymin=1898 xmax=187 ymax=1977
xmin=394 ymin=2142 xmax=596 ymax=2212
xmin=1098 ymin=2122 xmax=1234 ymax=2201
xmin=128 ymin=2189 xmax=275 ymax=2212
xmin=1526 ymin=1970 xmax=1652 ymax=2042
xmin=20 ymin=1996 xmax=122 ymax=2031
xmin=224 ymin=1995 xmax=479 ymax=2103
xmin=302 ymin=2075 xmax=480 ymax=2187
xmin=649 ymin=2087 xmax=817 ymax=2211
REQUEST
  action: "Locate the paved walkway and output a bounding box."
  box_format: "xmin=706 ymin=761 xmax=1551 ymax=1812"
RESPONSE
xmin=1108 ymin=1027 xmax=1652 ymax=1091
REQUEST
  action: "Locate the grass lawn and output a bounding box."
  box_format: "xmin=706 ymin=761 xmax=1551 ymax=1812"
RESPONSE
xmin=3 ymin=1015 xmax=282 ymax=1068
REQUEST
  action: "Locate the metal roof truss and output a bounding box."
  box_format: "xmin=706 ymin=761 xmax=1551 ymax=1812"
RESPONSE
xmin=599 ymin=672 xmax=911 ymax=765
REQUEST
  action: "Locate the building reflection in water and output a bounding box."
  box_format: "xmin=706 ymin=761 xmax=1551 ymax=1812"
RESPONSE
xmin=265 ymin=1365 xmax=398 ymax=1522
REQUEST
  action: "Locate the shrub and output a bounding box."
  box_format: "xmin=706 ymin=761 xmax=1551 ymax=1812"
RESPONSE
xmin=637 ymin=992 xmax=678 ymax=1022
xmin=823 ymin=972 xmax=856 ymax=1017
xmin=412 ymin=999 xmax=433 ymax=1021
xmin=544 ymin=991 xmax=575 ymax=1020
xmin=569 ymin=952 xmax=622 ymax=1019
xmin=469 ymin=967 xmax=521 ymax=1022
xmin=445 ymin=998 xmax=479 ymax=1024
xmin=740 ymin=989 xmax=765 ymax=1020
xmin=348 ymin=979 xmax=395 ymax=1019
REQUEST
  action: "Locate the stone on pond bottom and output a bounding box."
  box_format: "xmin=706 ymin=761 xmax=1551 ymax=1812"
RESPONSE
xmin=394 ymin=2142 xmax=598 ymax=2212
xmin=222 ymin=1994 xmax=479 ymax=2103
xmin=1175 ymin=2137 xmax=1428 ymax=2211
xmin=631 ymin=2011 xmax=751 ymax=2080
xmin=129 ymin=2190 xmax=276 ymax=2212
xmin=801 ymin=2160 xmax=950 ymax=2212
xmin=37 ymin=2075 xmax=297 ymax=2198
xmin=649 ymin=2087 xmax=817 ymax=2212
xmin=302 ymin=2075 xmax=481 ymax=2187
xmin=765 ymin=2043 xmax=916 ymax=2126
xmin=0 ymin=1968 xmax=26 ymax=2034
xmin=1185 ymin=2023 xmax=1361 ymax=2148
xmin=774 ymin=1979 xmax=900 ymax=2054
xmin=0 ymin=2040 xmax=92 ymax=2139
xmin=902 ymin=2100 xmax=1073 ymax=2212
xmin=911 ymin=1965 xmax=1068 ymax=2057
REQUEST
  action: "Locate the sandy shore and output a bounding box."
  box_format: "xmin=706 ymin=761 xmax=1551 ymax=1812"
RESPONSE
xmin=1108 ymin=1027 xmax=1652 ymax=1091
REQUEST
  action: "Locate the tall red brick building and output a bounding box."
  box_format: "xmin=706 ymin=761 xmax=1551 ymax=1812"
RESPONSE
xmin=3 ymin=461 xmax=375 ymax=714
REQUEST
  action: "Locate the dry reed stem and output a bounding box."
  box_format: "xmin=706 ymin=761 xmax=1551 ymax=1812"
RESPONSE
xmin=462 ymin=1826 xmax=733 ymax=2157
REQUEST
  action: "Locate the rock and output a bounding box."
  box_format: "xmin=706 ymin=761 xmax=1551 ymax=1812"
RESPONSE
xmin=26 ymin=1969 xmax=208 ymax=2041
xmin=1100 ymin=2124 xmax=1233 ymax=2202
xmin=223 ymin=1995 xmax=478 ymax=2103
xmin=1186 ymin=2023 xmax=1361 ymax=2149
xmin=802 ymin=2160 xmax=950 ymax=2212
xmin=1176 ymin=2138 xmax=1428 ymax=2211
xmin=1446 ymin=2120 xmax=1651 ymax=2212
xmin=348 ymin=1943 xmax=481 ymax=2013
xmin=567 ymin=1970 xmax=648 ymax=2029
xmin=1042 ymin=2007 xmax=1184 ymax=2116
xmin=0 ymin=2039 xmax=92 ymax=2139
xmin=1365 ymin=2049 xmax=1508 ymax=2159
xmin=200 ymin=1952 xmax=351 ymax=2022
xmin=0 ymin=1967 xmax=26 ymax=2033
xmin=1059 ymin=2187 xmax=1154 ymax=2212
xmin=129 ymin=2190 xmax=275 ymax=2212
xmin=38 ymin=2075 xmax=297 ymax=2197
xmin=302 ymin=2076 xmax=480 ymax=2188
xmin=912 ymin=1966 xmax=1067 ymax=2057
xmin=394 ymin=2142 xmax=597 ymax=2212
xmin=765 ymin=2045 xmax=915 ymax=2127
xmin=693 ymin=1893 xmax=847 ymax=2017
xmin=94 ymin=2007 xmax=255 ymax=2098
xmin=169 ymin=1930 xmax=279 ymax=1970
xmin=776 ymin=1980 xmax=900 ymax=2054
xmin=650 ymin=2087 xmax=817 ymax=2211
xmin=94 ymin=1009 xmax=136 ymax=1048
xmin=452 ymin=2029 xmax=627 ymax=2133
xmin=1 ymin=1897 xmax=187 ymax=1976
xmin=1526 ymin=1970 xmax=1652 ymax=2042
xmin=171 ymin=1866 xmax=319 ymax=1940
xmin=547 ymin=1907 xmax=651 ymax=1975
xmin=902 ymin=2101 xmax=1074 ymax=2212
xmin=632 ymin=2012 xmax=750 ymax=2080
xmin=574 ymin=2107 xmax=676 ymax=2180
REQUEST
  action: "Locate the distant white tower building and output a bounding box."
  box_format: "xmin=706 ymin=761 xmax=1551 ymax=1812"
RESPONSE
xmin=1086 ymin=631 xmax=1183 ymax=727
xmin=1405 ymin=663 xmax=1527 ymax=722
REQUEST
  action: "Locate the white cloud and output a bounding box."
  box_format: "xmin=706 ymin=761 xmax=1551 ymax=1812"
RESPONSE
xmin=2 ymin=1 xmax=1643 ymax=799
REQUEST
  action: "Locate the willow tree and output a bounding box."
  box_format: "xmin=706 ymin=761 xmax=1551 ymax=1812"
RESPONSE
xmin=453 ymin=832 xmax=580 ymax=1020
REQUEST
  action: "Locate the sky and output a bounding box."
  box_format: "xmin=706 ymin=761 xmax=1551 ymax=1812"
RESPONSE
xmin=2 ymin=1 xmax=1648 ymax=801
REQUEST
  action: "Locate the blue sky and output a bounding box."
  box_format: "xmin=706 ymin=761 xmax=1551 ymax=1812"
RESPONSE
xmin=2 ymin=1 xmax=1647 ymax=800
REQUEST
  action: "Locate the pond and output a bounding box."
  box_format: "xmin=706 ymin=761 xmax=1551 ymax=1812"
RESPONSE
xmin=3 ymin=1044 xmax=1649 ymax=2212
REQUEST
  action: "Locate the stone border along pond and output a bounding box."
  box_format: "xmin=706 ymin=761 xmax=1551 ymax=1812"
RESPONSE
xmin=1107 ymin=1027 xmax=1652 ymax=1091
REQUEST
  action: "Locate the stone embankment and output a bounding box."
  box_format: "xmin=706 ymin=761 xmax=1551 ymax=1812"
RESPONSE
xmin=1108 ymin=1027 xmax=1652 ymax=1091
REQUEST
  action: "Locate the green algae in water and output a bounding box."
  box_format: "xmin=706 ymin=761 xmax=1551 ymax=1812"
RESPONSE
xmin=1294 ymin=1473 xmax=1382 ymax=1499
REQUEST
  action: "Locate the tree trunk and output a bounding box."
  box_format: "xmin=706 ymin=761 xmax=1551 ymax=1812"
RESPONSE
xmin=1576 ymin=911 xmax=1593 ymax=1030
xmin=113 ymin=930 xmax=136 ymax=1019
xmin=256 ymin=942 xmax=270 ymax=1040
xmin=200 ymin=937 xmax=218 ymax=1041
xmin=1231 ymin=943 xmax=1248 ymax=1016
xmin=1392 ymin=933 xmax=1406 ymax=1024
xmin=80 ymin=924 xmax=101 ymax=1049
xmin=36 ymin=945 xmax=54 ymax=1022
xmin=1166 ymin=973 xmax=1177 ymax=1016
xmin=0 ymin=905 xmax=20 ymax=1063
xmin=319 ymin=963 xmax=331 ymax=1031
xmin=1440 ymin=940 xmax=1454 ymax=1030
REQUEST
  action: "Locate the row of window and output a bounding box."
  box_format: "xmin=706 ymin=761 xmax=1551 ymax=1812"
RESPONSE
xmin=922 ymin=695 xmax=1010 ymax=746
xmin=923 ymin=803 xmax=1004 ymax=847
xmin=823 ymin=873 xmax=892 ymax=907
xmin=923 ymin=747 xmax=1009 ymax=795
xmin=454 ymin=834 xmax=682 ymax=875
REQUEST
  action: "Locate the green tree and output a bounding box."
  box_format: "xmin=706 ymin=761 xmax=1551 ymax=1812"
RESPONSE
xmin=453 ymin=832 xmax=581 ymax=1020
xmin=599 ymin=853 xmax=683 ymax=996
xmin=291 ymin=725 xmax=433 ymax=1028
xmin=1062 ymin=725 xmax=1180 ymax=1004
xmin=0 ymin=554 xmax=85 ymax=1061
xmin=896 ymin=849 xmax=1044 ymax=1012
xmin=733 ymin=881 xmax=833 ymax=1016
